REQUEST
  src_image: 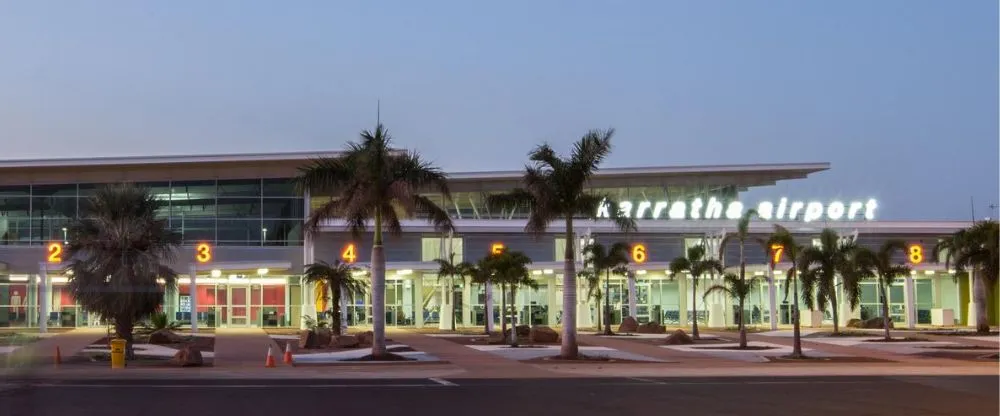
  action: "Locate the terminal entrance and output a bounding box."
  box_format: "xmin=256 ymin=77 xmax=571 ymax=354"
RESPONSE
xmin=226 ymin=284 xmax=251 ymax=327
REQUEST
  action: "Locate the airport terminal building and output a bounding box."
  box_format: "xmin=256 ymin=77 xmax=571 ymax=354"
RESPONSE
xmin=0 ymin=152 xmax=994 ymax=332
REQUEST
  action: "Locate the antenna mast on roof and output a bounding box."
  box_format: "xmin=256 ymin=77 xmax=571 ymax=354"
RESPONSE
xmin=376 ymin=99 xmax=381 ymax=126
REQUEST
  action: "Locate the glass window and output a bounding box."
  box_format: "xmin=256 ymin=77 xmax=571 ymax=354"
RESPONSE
xmin=0 ymin=186 xmax=30 ymax=197
xmin=171 ymin=180 xmax=216 ymax=200
xmin=218 ymin=179 xmax=262 ymax=197
xmin=170 ymin=218 xmax=215 ymax=243
xmin=218 ymin=219 xmax=263 ymax=243
xmin=554 ymin=238 xmax=566 ymax=262
xmin=136 ymin=182 xmax=172 ymax=201
xmin=216 ymin=198 xmax=261 ymax=218
xmin=0 ymin=196 xmax=30 ymax=217
xmin=31 ymin=184 xmax=77 ymax=197
xmin=421 ymin=236 xmax=463 ymax=262
xmin=262 ymin=178 xmax=298 ymax=197
xmin=171 ymin=197 xmax=216 ymax=217
xmin=31 ymin=196 xmax=77 ymax=218
xmin=262 ymin=198 xmax=304 ymax=219
xmin=262 ymin=219 xmax=303 ymax=244
xmin=0 ymin=216 xmax=31 ymax=244
xmin=31 ymin=218 xmax=72 ymax=243
xmin=78 ymin=183 xmax=112 ymax=197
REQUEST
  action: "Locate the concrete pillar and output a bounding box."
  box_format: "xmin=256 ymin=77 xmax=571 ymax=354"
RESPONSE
xmin=413 ymin=274 xmax=424 ymax=327
xmin=678 ymin=274 xmax=689 ymax=326
xmin=547 ymin=274 xmax=558 ymax=325
xmin=576 ymin=279 xmax=593 ymax=328
xmin=340 ymin=290 xmax=348 ymax=333
xmin=931 ymin=275 xmax=942 ymax=309
xmin=188 ymin=264 xmax=198 ymax=333
xmin=627 ymin=273 xmax=637 ymax=318
xmin=966 ymin=274 xmax=978 ymax=328
xmin=767 ymin=268 xmax=778 ymax=330
xmin=462 ymin=276 xmax=472 ymax=327
xmin=438 ymin=279 xmax=452 ymax=330
xmin=904 ymin=275 xmax=917 ymax=329
xmin=37 ymin=263 xmax=48 ymax=333
xmin=485 ymin=280 xmax=495 ymax=332
xmin=301 ymin=281 xmax=316 ymax=329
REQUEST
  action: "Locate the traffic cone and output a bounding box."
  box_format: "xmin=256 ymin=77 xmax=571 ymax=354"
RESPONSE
xmin=264 ymin=346 xmax=276 ymax=368
xmin=54 ymin=346 xmax=61 ymax=367
xmin=282 ymin=342 xmax=293 ymax=365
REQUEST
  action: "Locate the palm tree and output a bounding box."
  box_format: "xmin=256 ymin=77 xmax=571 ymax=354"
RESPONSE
xmin=485 ymin=129 xmax=635 ymax=359
xmin=303 ymin=260 xmax=368 ymax=335
xmin=719 ymin=209 xmax=760 ymax=348
xmin=578 ymin=269 xmax=604 ymax=332
xmin=766 ymin=225 xmax=805 ymax=358
xmin=798 ymin=228 xmax=857 ymax=334
xmin=486 ymin=250 xmax=537 ymax=346
xmin=468 ymin=255 xmax=498 ymax=334
xmin=853 ymin=240 xmax=910 ymax=340
xmin=582 ymin=241 xmax=631 ymax=335
xmin=703 ymin=272 xmax=760 ymax=349
xmin=295 ymin=124 xmax=456 ymax=358
xmin=934 ymin=220 xmax=999 ymax=334
xmin=63 ymin=183 xmax=181 ymax=359
xmin=433 ymin=252 xmax=474 ymax=331
xmin=669 ymin=244 xmax=724 ymax=340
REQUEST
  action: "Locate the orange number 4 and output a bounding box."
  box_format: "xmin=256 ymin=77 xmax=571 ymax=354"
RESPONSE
xmin=47 ymin=242 xmax=63 ymax=263
xmin=342 ymin=243 xmax=357 ymax=263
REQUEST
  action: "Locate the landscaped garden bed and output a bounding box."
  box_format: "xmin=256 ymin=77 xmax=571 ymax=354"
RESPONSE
xmin=71 ymin=330 xmax=215 ymax=367
xmin=764 ymin=355 xmax=895 ymax=363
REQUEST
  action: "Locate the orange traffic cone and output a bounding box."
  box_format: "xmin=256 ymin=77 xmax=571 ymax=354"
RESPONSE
xmin=282 ymin=342 xmax=293 ymax=365
xmin=54 ymin=346 xmax=62 ymax=367
xmin=264 ymin=346 xmax=276 ymax=368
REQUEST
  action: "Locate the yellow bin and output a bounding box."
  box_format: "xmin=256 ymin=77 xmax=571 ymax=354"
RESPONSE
xmin=109 ymin=338 xmax=126 ymax=369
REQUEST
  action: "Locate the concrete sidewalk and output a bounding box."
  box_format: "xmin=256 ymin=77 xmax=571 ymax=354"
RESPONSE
xmin=214 ymin=328 xmax=286 ymax=368
xmin=391 ymin=331 xmax=564 ymax=378
xmin=3 ymin=328 xmax=105 ymax=367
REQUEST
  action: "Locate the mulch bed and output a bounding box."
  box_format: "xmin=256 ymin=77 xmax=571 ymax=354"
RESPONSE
xmin=765 ymin=355 xmax=894 ymax=363
xmin=916 ymin=345 xmax=997 ymax=350
xmin=864 ymin=337 xmax=930 ymax=343
xmin=626 ymin=337 xmax=731 ymax=346
xmin=93 ymin=334 xmax=216 ymax=352
xmin=807 ymin=331 xmax=880 ymax=338
xmin=693 ymin=345 xmax=777 ymax=351
xmin=920 ymin=330 xmax=1000 ymax=336
xmin=271 ymin=336 xmax=411 ymax=355
xmin=525 ymin=354 xmax=651 ymax=364
xmin=437 ymin=334 xmax=576 ymax=347
xmin=914 ymin=351 xmax=999 ymax=362
xmin=341 ymin=352 xmax=414 ymax=362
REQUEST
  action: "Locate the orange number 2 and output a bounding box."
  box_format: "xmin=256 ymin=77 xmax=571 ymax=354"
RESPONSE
xmin=631 ymin=244 xmax=648 ymax=264
xmin=47 ymin=242 xmax=63 ymax=263
xmin=195 ymin=243 xmax=212 ymax=263
xmin=908 ymin=244 xmax=924 ymax=264
xmin=342 ymin=243 xmax=357 ymax=263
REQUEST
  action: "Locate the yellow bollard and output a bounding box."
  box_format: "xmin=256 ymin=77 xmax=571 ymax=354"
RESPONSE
xmin=110 ymin=338 xmax=126 ymax=369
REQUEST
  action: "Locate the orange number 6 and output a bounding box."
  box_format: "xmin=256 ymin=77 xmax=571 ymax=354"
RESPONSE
xmin=195 ymin=243 xmax=212 ymax=263
xmin=47 ymin=242 xmax=63 ymax=263
xmin=341 ymin=243 xmax=357 ymax=263
xmin=632 ymin=244 xmax=647 ymax=264
xmin=908 ymin=244 xmax=924 ymax=264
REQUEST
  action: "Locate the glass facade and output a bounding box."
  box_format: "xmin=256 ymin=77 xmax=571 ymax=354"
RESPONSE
xmin=0 ymin=179 xmax=304 ymax=246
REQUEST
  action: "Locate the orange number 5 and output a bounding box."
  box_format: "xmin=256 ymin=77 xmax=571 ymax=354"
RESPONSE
xmin=491 ymin=243 xmax=506 ymax=255
xmin=632 ymin=244 xmax=647 ymax=264
xmin=47 ymin=242 xmax=63 ymax=263
xmin=195 ymin=243 xmax=212 ymax=263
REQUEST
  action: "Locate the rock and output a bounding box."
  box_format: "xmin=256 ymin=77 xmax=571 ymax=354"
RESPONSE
xmin=861 ymin=317 xmax=893 ymax=329
xmin=663 ymin=329 xmax=695 ymax=345
xmin=315 ymin=327 xmax=333 ymax=347
xmin=846 ymin=319 xmax=863 ymax=328
xmin=529 ymin=325 xmax=559 ymax=343
xmin=298 ymin=329 xmax=318 ymax=349
xmin=332 ymin=334 xmax=360 ymax=348
xmin=618 ymin=316 xmax=639 ymax=333
xmin=356 ymin=331 xmax=375 ymax=347
xmin=502 ymin=325 xmax=530 ymax=338
xmin=637 ymin=322 xmax=666 ymax=334
xmin=148 ymin=329 xmax=184 ymax=345
xmin=168 ymin=346 xmax=204 ymax=367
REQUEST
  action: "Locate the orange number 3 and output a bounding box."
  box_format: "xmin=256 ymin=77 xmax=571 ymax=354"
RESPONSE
xmin=195 ymin=243 xmax=212 ymax=263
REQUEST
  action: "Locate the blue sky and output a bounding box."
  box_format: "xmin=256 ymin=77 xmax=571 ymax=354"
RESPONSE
xmin=0 ymin=1 xmax=996 ymax=220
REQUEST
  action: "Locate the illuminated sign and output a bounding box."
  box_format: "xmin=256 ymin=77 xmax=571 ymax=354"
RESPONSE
xmin=908 ymin=244 xmax=924 ymax=265
xmin=491 ymin=242 xmax=506 ymax=255
xmin=631 ymin=244 xmax=647 ymax=264
xmin=195 ymin=243 xmax=212 ymax=263
xmin=47 ymin=242 xmax=63 ymax=263
xmin=770 ymin=244 xmax=784 ymax=266
xmin=597 ymin=197 xmax=878 ymax=222
xmin=341 ymin=243 xmax=357 ymax=263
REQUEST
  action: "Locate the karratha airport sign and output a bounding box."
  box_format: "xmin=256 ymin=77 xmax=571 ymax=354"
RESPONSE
xmin=596 ymin=197 xmax=878 ymax=222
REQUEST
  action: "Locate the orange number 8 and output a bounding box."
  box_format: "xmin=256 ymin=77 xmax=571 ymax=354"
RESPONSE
xmin=908 ymin=244 xmax=923 ymax=264
xmin=632 ymin=244 xmax=647 ymax=264
xmin=195 ymin=243 xmax=212 ymax=263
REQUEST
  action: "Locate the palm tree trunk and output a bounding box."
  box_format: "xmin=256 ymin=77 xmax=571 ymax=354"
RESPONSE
xmin=484 ymin=279 xmax=494 ymax=334
xmin=791 ymin=270 xmax=803 ymax=358
xmin=371 ymin=211 xmax=387 ymax=358
xmin=880 ymin=283 xmax=891 ymax=341
xmin=604 ymin=269 xmax=612 ymax=335
xmin=500 ymin=283 xmax=508 ymax=341
xmin=691 ymin=276 xmax=700 ymax=339
xmin=509 ymin=286 xmax=519 ymax=347
xmin=560 ymin=217 xmax=579 ymax=359
xmin=331 ymin=284 xmax=343 ymax=336
xmin=115 ymin=317 xmax=135 ymax=361
xmin=450 ymin=274 xmax=456 ymax=331
xmin=829 ymin=282 xmax=840 ymax=334
xmin=973 ymin=269 xmax=990 ymax=334
xmin=739 ymin=242 xmax=747 ymax=349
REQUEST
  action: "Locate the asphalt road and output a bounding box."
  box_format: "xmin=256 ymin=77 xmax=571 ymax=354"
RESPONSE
xmin=1 ymin=375 xmax=996 ymax=416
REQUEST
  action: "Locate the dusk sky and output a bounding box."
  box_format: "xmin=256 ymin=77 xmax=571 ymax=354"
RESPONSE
xmin=0 ymin=1 xmax=996 ymax=221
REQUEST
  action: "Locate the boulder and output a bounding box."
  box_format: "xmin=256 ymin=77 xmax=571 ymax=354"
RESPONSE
xmin=356 ymin=331 xmax=375 ymax=347
xmin=148 ymin=329 xmax=185 ymax=345
xmin=315 ymin=327 xmax=333 ymax=347
xmin=332 ymin=334 xmax=360 ymax=348
xmin=298 ymin=329 xmax=318 ymax=349
xmin=637 ymin=322 xmax=666 ymax=334
xmin=529 ymin=325 xmax=559 ymax=343
xmin=168 ymin=346 xmax=204 ymax=367
xmin=503 ymin=325 xmax=531 ymax=339
xmin=862 ymin=317 xmax=893 ymax=329
xmin=663 ymin=329 xmax=695 ymax=345
xmin=618 ymin=316 xmax=639 ymax=333
xmin=846 ymin=319 xmax=863 ymax=329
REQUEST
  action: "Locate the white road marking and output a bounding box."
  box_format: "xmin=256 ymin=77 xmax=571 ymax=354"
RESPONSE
xmin=627 ymin=377 xmax=665 ymax=384
xmin=428 ymin=377 xmax=458 ymax=386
